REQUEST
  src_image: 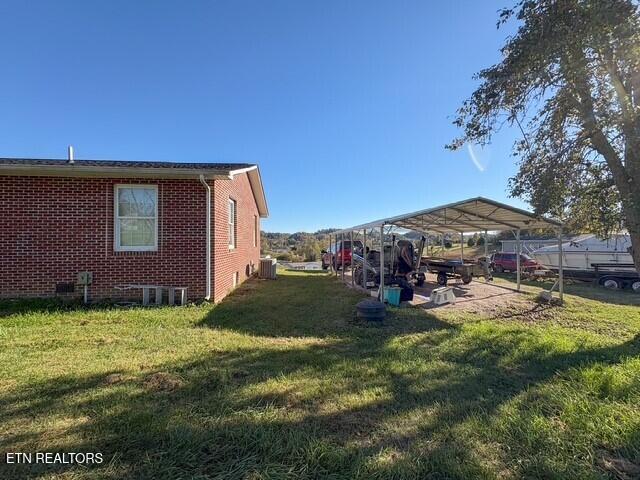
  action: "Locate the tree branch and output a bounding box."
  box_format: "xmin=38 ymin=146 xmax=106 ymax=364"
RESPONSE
xmin=599 ymin=49 xmax=640 ymax=168
xmin=563 ymin=48 xmax=632 ymax=196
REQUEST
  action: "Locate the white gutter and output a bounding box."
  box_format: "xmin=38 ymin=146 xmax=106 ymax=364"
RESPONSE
xmin=199 ymin=175 xmax=212 ymax=300
xmin=227 ymin=165 xmax=258 ymax=177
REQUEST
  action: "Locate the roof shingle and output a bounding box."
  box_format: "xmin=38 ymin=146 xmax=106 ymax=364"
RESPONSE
xmin=0 ymin=158 xmax=254 ymax=170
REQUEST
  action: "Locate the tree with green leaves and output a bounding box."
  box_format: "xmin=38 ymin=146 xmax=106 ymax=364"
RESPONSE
xmin=449 ymin=0 xmax=640 ymax=271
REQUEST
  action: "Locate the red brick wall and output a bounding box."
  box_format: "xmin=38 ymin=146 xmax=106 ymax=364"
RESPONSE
xmin=0 ymin=174 xmax=262 ymax=302
xmin=212 ymin=173 xmax=261 ymax=302
xmin=0 ymin=176 xmax=208 ymax=300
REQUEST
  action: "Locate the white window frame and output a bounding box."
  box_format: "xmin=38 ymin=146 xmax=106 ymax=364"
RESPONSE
xmin=228 ymin=198 xmax=237 ymax=249
xmin=114 ymin=184 xmax=159 ymax=252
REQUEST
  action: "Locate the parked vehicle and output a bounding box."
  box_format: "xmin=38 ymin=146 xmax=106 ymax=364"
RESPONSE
xmin=421 ymin=258 xmax=475 ymax=285
xmin=418 ymin=255 xmax=493 ymax=286
xmin=490 ymin=252 xmax=541 ymax=273
xmin=321 ymin=240 xmax=363 ymax=270
xmin=532 ymin=233 xmax=639 ymax=291
xmin=351 ymin=240 xmax=420 ymax=300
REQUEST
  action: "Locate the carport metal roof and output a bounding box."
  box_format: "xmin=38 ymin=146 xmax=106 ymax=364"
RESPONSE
xmin=335 ymin=197 xmax=561 ymax=235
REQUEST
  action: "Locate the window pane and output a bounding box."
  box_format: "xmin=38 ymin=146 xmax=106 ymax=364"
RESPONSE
xmin=119 ymin=218 xmax=155 ymax=247
xmin=118 ymin=188 xmax=156 ymax=217
xmin=228 ymin=199 xmax=236 ymax=247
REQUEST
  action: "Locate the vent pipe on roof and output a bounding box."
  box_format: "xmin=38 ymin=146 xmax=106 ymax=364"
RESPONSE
xmin=68 ymin=145 xmax=74 ymax=164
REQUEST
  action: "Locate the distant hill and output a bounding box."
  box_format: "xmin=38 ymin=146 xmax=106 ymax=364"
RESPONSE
xmin=261 ymin=229 xmax=338 ymax=262
xmin=262 ymin=228 xmax=497 ymax=261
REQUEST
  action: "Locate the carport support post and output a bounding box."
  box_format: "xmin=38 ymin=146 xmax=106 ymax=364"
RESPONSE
xmin=335 ymin=234 xmax=339 ymax=277
xmin=558 ymin=228 xmax=564 ymax=303
xmin=341 ymin=232 xmax=345 ymax=282
xmin=331 ymin=234 xmax=337 ymax=276
xmin=328 ymin=234 xmax=332 ymax=273
xmin=379 ymin=224 xmax=385 ymax=300
xmin=516 ymin=228 xmax=521 ymax=291
xmin=362 ymin=229 xmax=367 ymax=289
xmin=484 ymin=230 xmax=488 ymax=259
xmin=350 ymin=230 xmax=354 ymax=287
xmin=460 ymin=232 xmax=464 ymax=261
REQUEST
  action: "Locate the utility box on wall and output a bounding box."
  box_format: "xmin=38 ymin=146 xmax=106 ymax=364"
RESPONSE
xmin=77 ymin=271 xmax=93 ymax=286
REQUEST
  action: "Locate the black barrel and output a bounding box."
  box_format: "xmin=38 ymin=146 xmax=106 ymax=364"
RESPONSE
xmin=356 ymin=299 xmax=386 ymax=322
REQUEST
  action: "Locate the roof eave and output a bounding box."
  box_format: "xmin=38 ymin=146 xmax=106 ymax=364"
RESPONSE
xmin=0 ymin=162 xmax=270 ymax=217
xmin=0 ymin=163 xmax=236 ymax=180
xmin=241 ymin=166 xmax=269 ymax=218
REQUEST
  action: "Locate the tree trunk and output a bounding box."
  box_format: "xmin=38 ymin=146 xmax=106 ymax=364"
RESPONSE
xmin=574 ymin=88 xmax=640 ymax=273
xmin=629 ymin=230 xmax=640 ymax=273
xmin=622 ymin=191 xmax=640 ymax=273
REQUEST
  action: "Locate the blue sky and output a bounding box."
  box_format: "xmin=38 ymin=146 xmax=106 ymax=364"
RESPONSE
xmin=0 ymin=1 xmax=522 ymax=232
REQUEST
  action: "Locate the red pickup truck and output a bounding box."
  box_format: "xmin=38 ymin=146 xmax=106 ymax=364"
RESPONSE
xmin=321 ymin=240 xmax=363 ymax=270
xmin=490 ymin=252 xmax=541 ymax=273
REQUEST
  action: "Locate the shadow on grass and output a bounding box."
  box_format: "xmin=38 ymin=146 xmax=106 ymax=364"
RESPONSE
xmin=0 ymin=298 xmax=83 ymax=318
xmin=3 ymin=333 xmax=638 ymax=478
xmin=2 ymin=273 xmax=639 ymax=479
xmin=0 ymin=297 xmax=190 ymax=319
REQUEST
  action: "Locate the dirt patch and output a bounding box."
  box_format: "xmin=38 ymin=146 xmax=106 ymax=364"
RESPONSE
xmin=143 ymin=372 xmax=185 ymax=392
xmin=597 ymin=451 xmax=640 ymax=480
xmin=411 ymin=278 xmax=553 ymax=319
xmin=104 ymin=373 xmax=127 ymax=385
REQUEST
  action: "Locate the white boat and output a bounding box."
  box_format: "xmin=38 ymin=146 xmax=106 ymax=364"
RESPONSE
xmin=532 ymin=234 xmax=639 ymax=290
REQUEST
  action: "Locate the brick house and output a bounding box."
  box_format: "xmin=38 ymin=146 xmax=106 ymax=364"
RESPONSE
xmin=0 ymin=157 xmax=268 ymax=303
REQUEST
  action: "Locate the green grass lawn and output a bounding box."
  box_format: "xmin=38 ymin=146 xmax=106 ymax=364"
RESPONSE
xmin=1 ymin=271 xmax=639 ymax=479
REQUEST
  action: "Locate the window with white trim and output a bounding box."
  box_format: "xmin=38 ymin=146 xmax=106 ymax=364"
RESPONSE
xmin=228 ymin=198 xmax=237 ymax=249
xmin=114 ymin=185 xmax=158 ymax=251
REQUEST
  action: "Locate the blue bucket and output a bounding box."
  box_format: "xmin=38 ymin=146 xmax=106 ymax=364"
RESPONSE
xmin=383 ymin=286 xmax=402 ymax=306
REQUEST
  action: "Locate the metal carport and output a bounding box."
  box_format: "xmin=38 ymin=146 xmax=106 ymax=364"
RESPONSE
xmin=328 ymin=197 xmax=564 ymax=302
